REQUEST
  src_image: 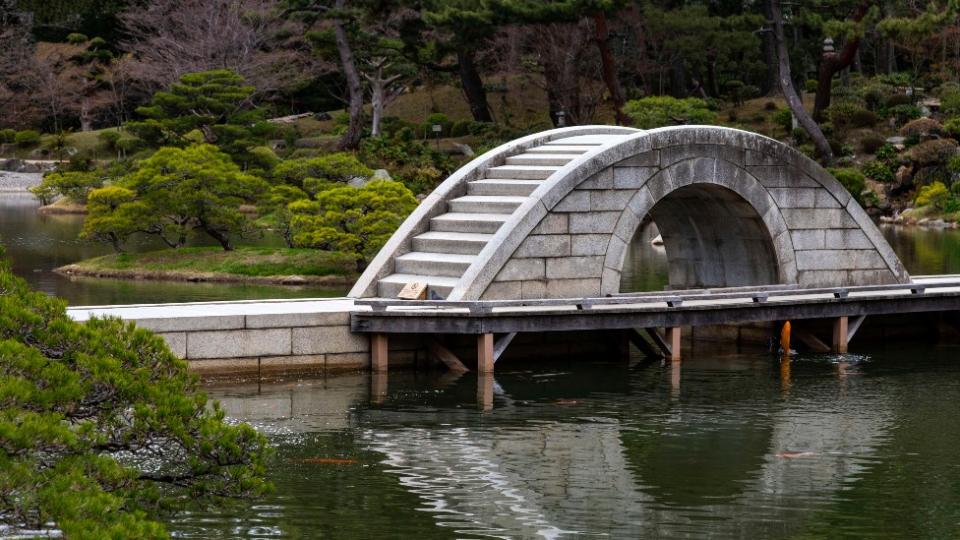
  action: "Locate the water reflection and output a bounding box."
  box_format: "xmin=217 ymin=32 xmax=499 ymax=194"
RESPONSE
xmin=173 ymin=347 xmax=960 ymax=539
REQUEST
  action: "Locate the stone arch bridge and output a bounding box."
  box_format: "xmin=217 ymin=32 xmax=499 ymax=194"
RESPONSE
xmin=351 ymin=125 xmax=909 ymax=301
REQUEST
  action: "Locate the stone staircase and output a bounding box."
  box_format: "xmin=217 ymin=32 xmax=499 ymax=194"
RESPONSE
xmin=377 ymin=135 xmax=627 ymax=298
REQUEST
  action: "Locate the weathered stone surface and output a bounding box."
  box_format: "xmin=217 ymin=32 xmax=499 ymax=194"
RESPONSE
xmin=260 ymin=355 xmax=325 ymax=374
xmin=796 ymin=250 xmax=886 ymax=271
xmin=553 ymin=190 xmax=591 ymax=212
xmin=825 ymin=229 xmax=873 ymax=249
xmin=546 ymin=256 xmax=605 ymax=279
xmin=187 ymin=328 xmax=291 ymax=359
xmin=571 ymin=234 xmax=611 ymax=256
xmin=246 ymin=311 xmax=350 ymax=328
xmin=767 ymin=188 xmax=817 ymax=208
xmin=159 ymin=332 xmax=187 ymax=358
xmin=791 ymin=230 xmax=826 ymax=250
xmin=520 ymin=280 xmax=547 ymax=299
xmin=531 ymin=213 xmax=569 ymax=235
xmin=590 ymin=190 xmax=633 ymax=211
xmin=577 ymin=168 xmax=614 ymax=189
xmin=569 ymin=212 xmax=620 ymax=234
xmin=546 ymin=278 xmax=602 ymax=298
xmin=496 ymin=258 xmax=546 ymax=281
xmin=782 ymin=208 xmax=859 ymax=229
xmin=612 ymin=167 xmax=656 ymax=189
xmin=292 ymin=326 xmax=369 ymax=355
xmin=616 ymin=151 xmax=659 ymax=167
xmin=482 ymin=280 xmax=522 ymax=300
xmin=325 ymin=352 xmax=370 ymax=370
xmin=516 ymin=235 xmax=571 ymax=258
xmin=136 ymin=315 xmax=245 ymax=333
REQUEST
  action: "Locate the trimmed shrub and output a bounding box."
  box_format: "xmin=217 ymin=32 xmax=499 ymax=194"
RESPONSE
xmin=624 ymin=96 xmax=715 ymax=128
xmin=450 ymin=120 xmax=471 ymax=137
xmin=907 ymin=139 xmax=959 ymax=166
xmin=774 ymin=109 xmax=793 ymax=132
xmin=829 ymin=167 xmax=867 ymax=201
xmin=886 ymin=94 xmax=914 ymax=107
xmin=876 ymin=143 xmax=899 ymax=164
xmin=899 ymin=118 xmax=943 ymax=138
xmin=887 ymin=104 xmax=922 ymax=125
xmin=14 ymin=129 xmax=40 ymax=147
xmin=860 ymin=134 xmax=886 ymax=154
xmin=944 ymin=117 xmax=960 ymax=140
xmin=915 ymin=181 xmax=951 ymax=210
xmin=0 ymin=128 xmax=15 ymax=143
xmin=942 ymin=91 xmax=960 ymax=117
xmin=861 ymin=160 xmax=895 ymax=182
xmin=850 ymin=109 xmax=878 ymax=128
xmin=804 ymin=79 xmax=818 ymax=93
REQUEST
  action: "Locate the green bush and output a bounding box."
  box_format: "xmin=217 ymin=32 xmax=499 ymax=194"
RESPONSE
xmin=773 ymin=109 xmax=793 ymax=132
xmin=0 ymin=128 xmax=15 ymax=143
xmin=944 ymin=117 xmax=960 ymax=139
xmin=850 ymin=109 xmax=878 ymax=128
xmin=915 ymin=181 xmax=951 ymax=210
xmin=272 ymin=153 xmax=373 ymax=191
xmin=876 ymin=143 xmax=899 ymax=164
xmin=859 ymin=81 xmax=894 ymax=111
xmin=624 ymin=96 xmax=715 ymax=129
xmin=450 ymin=120 xmax=471 ymax=137
xmin=860 ymin=134 xmax=887 ymax=154
xmin=804 ymin=79 xmax=819 ymax=93
xmin=14 ymin=129 xmax=40 ymax=147
xmin=0 ymin=248 xmax=269 ymax=536
xmin=98 ymin=130 xmax=122 ymax=150
xmin=829 ymin=167 xmax=867 ymax=201
xmin=861 ymin=160 xmax=895 ymax=183
xmin=942 ymin=91 xmax=960 ymax=117
xmin=887 ymin=104 xmax=922 ymax=125
xmin=886 ymin=93 xmax=914 ymax=107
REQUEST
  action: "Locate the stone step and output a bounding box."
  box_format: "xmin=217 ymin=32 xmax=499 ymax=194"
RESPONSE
xmin=395 ymin=251 xmax=475 ymax=277
xmin=448 ymin=195 xmax=526 ymax=214
xmin=486 ymin=165 xmax=560 ymax=180
xmin=467 ymin=179 xmax=542 ymax=196
xmin=505 ymin=153 xmax=581 ymax=166
xmin=526 ymin=145 xmax=594 ymax=155
xmin=413 ymin=231 xmax=494 ymax=255
xmin=430 ymin=212 xmax=510 ymax=234
xmin=378 ymin=273 xmax=459 ymax=299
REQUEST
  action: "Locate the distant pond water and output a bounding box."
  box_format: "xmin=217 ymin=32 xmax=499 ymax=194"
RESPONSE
xmin=1 ymin=191 xmax=959 ymax=305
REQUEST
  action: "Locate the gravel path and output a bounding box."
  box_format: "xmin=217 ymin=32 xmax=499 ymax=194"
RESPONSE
xmin=0 ymin=171 xmax=43 ymax=191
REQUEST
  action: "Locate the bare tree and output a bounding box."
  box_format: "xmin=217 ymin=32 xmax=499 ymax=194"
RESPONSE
xmin=120 ymin=0 xmax=314 ymax=97
xmin=527 ymin=21 xmax=605 ymax=126
xmin=0 ymin=2 xmax=43 ymax=128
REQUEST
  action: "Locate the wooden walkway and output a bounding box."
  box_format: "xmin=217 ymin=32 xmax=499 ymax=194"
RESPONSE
xmin=352 ymin=276 xmax=960 ymax=370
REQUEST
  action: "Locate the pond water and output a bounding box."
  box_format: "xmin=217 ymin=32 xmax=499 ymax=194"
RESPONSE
xmin=174 ymin=345 xmax=960 ymax=539
xmin=1 ymin=191 xmax=959 ymax=304
xmin=0 ymin=193 xmax=347 ymax=305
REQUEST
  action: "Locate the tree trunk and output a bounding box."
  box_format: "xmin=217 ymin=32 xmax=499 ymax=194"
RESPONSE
xmin=812 ymin=1 xmax=872 ymax=122
xmin=334 ymin=0 xmax=363 ymax=150
xmin=201 ymin=223 xmax=233 ymax=251
xmin=457 ymin=49 xmax=492 ymax=122
xmin=370 ymin=66 xmax=385 ymax=137
xmin=769 ymin=0 xmax=834 ymax=166
xmin=761 ymin=0 xmax=782 ymax=96
xmin=592 ymin=11 xmax=628 ymax=125
xmin=80 ymin=98 xmax=93 ymax=132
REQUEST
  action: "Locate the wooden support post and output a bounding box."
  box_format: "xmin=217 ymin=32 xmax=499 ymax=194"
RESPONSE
xmin=477 ymin=374 xmax=494 ymax=411
xmin=477 ymin=333 xmax=494 ymax=373
xmin=832 ymin=316 xmax=848 ymax=353
xmin=370 ymin=372 xmax=388 ymax=404
xmin=666 ymin=327 xmax=682 ymax=362
xmin=371 ymin=333 xmax=389 ymax=372
xmin=794 ymin=327 xmax=831 ymax=353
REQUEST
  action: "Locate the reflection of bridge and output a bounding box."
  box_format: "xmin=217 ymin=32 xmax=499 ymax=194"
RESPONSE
xmin=68 ymin=126 xmax=960 ymax=380
xmin=207 ymin=363 xmax=894 ymax=538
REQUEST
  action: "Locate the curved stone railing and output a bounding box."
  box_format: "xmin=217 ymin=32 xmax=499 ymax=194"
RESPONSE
xmin=349 ymin=125 xmax=640 ymax=298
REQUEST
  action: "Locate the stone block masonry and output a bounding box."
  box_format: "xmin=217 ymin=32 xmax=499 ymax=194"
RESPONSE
xmin=67 ymin=299 xmax=409 ymax=378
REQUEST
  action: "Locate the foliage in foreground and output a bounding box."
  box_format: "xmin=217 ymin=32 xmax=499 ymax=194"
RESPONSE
xmin=0 ymin=250 xmax=270 ymax=537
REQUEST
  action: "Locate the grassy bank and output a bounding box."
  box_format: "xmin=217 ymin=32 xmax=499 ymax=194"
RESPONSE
xmin=56 ymin=246 xmax=359 ymax=286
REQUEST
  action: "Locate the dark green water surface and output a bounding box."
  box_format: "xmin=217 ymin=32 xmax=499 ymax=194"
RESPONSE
xmin=180 ymin=346 xmax=960 ymax=539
